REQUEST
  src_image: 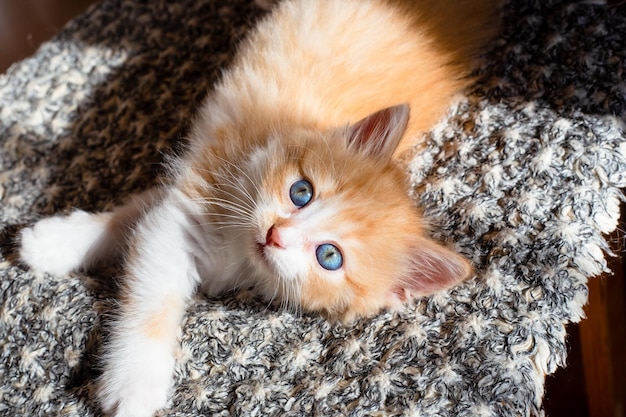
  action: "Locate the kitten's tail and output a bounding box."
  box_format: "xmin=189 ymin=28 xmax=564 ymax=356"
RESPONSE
xmin=377 ymin=0 xmax=501 ymax=154
xmin=19 ymin=189 xmax=162 ymax=276
xmin=396 ymin=0 xmax=500 ymax=69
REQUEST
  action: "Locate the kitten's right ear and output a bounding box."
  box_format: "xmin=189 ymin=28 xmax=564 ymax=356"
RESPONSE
xmin=345 ymin=104 xmax=410 ymax=161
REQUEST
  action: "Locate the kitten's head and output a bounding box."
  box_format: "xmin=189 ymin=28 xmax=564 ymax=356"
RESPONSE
xmin=244 ymin=105 xmax=471 ymax=320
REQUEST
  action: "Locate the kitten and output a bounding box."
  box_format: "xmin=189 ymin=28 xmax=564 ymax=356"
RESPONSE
xmin=19 ymin=0 xmax=495 ymax=416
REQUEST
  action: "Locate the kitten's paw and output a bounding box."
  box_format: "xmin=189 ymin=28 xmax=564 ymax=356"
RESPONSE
xmin=98 ymin=353 xmax=173 ymax=417
xmin=98 ymin=376 xmax=170 ymax=417
xmin=19 ymin=210 xmax=106 ymax=275
xmin=100 ymin=393 xmax=169 ymax=417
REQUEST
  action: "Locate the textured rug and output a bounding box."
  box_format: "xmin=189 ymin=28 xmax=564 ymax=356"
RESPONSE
xmin=1 ymin=0 xmax=625 ymax=416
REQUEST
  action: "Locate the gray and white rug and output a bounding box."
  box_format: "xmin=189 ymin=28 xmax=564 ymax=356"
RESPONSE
xmin=1 ymin=0 xmax=625 ymax=416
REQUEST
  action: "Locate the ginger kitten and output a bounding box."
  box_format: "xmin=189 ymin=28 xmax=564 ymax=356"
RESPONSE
xmin=19 ymin=0 xmax=496 ymax=415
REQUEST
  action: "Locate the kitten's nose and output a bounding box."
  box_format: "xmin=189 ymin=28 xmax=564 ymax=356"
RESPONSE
xmin=265 ymin=225 xmax=284 ymax=249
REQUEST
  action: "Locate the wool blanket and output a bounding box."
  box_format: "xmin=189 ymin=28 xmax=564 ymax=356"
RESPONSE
xmin=1 ymin=0 xmax=625 ymax=415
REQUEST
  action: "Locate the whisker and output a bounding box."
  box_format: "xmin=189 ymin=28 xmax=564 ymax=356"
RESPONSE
xmin=202 ymin=197 xmax=252 ymax=217
xmin=231 ymin=266 xmax=253 ymax=292
xmin=282 ymin=274 xmax=289 ymax=311
xmin=212 ymin=176 xmax=256 ymax=209
xmin=210 ymin=155 xmax=261 ymax=202
xmin=263 ymin=276 xmax=280 ymax=312
xmin=209 ymin=187 xmax=255 ymax=213
xmin=208 ymin=221 xmax=253 ymax=229
xmin=220 ymin=176 xmax=256 ymax=205
xmin=184 ymin=163 xmax=258 ymax=211
xmin=213 ymin=225 xmax=255 ymax=233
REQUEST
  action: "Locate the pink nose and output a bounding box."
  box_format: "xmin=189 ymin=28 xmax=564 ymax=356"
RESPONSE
xmin=265 ymin=225 xmax=284 ymax=249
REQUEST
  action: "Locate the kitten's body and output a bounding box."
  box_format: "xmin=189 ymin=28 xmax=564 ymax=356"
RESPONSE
xmin=19 ymin=1 xmax=495 ymax=416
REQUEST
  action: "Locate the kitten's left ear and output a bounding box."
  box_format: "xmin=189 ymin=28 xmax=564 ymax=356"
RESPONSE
xmin=393 ymin=237 xmax=472 ymax=302
xmin=345 ymin=104 xmax=410 ymax=161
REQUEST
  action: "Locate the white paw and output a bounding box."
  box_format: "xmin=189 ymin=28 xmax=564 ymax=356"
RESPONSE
xmin=98 ymin=345 xmax=175 ymax=417
xmin=19 ymin=210 xmax=106 ymax=275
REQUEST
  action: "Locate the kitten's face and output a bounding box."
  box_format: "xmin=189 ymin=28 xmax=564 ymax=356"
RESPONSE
xmin=243 ymin=125 xmax=469 ymax=320
xmin=246 ymin=132 xmax=407 ymax=317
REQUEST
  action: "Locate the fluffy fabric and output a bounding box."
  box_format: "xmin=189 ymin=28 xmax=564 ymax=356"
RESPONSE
xmin=0 ymin=0 xmax=624 ymax=416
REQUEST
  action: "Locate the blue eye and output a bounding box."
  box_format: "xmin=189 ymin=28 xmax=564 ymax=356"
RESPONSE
xmin=316 ymin=244 xmax=343 ymax=271
xmin=289 ymin=179 xmax=313 ymax=208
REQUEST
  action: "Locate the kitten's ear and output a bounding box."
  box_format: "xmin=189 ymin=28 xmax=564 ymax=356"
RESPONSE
xmin=345 ymin=104 xmax=410 ymax=160
xmin=393 ymin=238 xmax=472 ymax=301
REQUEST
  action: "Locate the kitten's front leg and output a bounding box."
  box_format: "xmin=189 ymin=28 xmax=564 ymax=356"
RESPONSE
xmin=98 ymin=202 xmax=200 ymax=417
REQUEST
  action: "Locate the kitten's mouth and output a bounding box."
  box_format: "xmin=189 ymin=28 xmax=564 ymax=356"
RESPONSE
xmin=255 ymin=227 xmax=283 ymax=268
xmin=255 ymin=241 xmax=273 ymax=267
xmin=256 ymin=241 xmax=265 ymax=256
